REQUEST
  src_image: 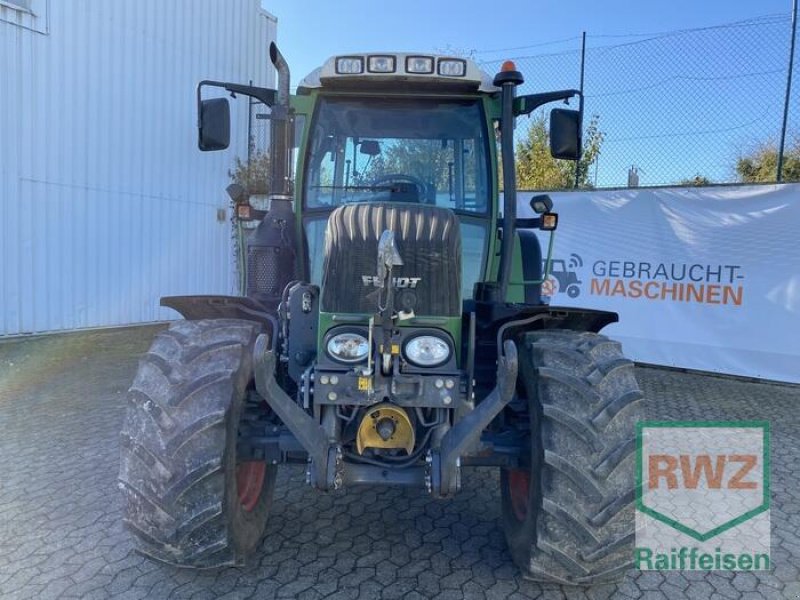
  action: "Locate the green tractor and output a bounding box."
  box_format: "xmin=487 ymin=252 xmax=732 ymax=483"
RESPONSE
xmin=119 ymin=44 xmax=642 ymax=585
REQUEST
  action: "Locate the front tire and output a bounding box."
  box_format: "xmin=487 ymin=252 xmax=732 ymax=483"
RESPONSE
xmin=501 ymin=330 xmax=642 ymax=585
xmin=118 ymin=319 xmax=276 ymax=568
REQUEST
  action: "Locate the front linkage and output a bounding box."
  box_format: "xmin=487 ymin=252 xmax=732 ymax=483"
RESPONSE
xmin=252 ymin=326 xmax=518 ymax=497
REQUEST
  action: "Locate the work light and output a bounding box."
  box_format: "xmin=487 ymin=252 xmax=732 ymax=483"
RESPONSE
xmin=368 ymin=55 xmax=396 ymax=73
xmin=529 ymin=194 xmax=554 ymax=214
xmin=336 ymin=56 xmax=364 ymax=74
xmin=236 ymin=204 xmax=252 ymax=220
xmin=406 ymin=56 xmax=434 ymax=74
xmin=539 ymin=213 xmax=559 ymax=231
xmin=438 ymin=59 xmax=466 ymax=77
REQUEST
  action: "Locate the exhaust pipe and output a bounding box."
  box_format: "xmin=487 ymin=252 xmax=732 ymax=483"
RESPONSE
xmin=268 ymin=42 xmax=291 ymax=198
xmin=269 ymin=42 xmax=290 ymax=108
xmin=244 ymin=43 xmax=296 ymax=304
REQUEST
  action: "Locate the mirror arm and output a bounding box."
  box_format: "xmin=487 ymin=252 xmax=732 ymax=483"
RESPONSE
xmin=197 ymin=80 xmax=277 ymax=113
xmin=514 ymin=89 xmax=581 ymax=116
xmin=514 ymin=217 xmax=541 ymax=229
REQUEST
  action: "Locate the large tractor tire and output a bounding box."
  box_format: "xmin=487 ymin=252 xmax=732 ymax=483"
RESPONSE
xmin=118 ymin=319 xmax=276 ymax=568
xmin=501 ymin=330 xmax=642 ymax=585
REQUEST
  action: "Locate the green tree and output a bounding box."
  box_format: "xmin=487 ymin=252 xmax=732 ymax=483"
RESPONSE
xmin=357 ymin=139 xmax=453 ymax=189
xmin=679 ymin=174 xmax=712 ymax=186
xmin=229 ymin=146 xmax=271 ymax=197
xmin=514 ymin=112 xmax=604 ymax=190
xmin=736 ymin=138 xmax=800 ymax=183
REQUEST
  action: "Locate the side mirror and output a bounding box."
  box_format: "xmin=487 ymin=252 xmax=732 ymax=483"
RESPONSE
xmin=198 ymin=97 xmax=230 ymax=151
xmin=360 ymin=140 xmax=381 ymax=156
xmin=549 ymin=108 xmax=581 ymax=161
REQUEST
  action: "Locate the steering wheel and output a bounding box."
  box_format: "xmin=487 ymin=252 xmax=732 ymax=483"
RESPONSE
xmin=370 ymin=174 xmax=430 ymax=203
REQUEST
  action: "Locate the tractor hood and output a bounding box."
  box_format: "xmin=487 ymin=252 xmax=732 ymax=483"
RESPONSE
xmin=321 ymin=203 xmax=462 ymax=317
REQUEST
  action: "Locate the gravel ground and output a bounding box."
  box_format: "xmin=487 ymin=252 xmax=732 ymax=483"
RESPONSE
xmin=0 ymin=325 xmax=797 ymax=600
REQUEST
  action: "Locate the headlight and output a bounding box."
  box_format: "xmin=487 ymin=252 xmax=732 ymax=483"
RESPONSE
xmin=404 ymin=335 xmax=451 ymax=367
xmin=326 ymin=332 xmax=369 ymax=363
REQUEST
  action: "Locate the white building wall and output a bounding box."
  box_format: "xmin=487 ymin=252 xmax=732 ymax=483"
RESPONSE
xmin=0 ymin=0 xmax=277 ymax=335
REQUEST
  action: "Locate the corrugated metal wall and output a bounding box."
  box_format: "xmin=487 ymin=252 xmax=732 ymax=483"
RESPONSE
xmin=0 ymin=0 xmax=277 ymax=335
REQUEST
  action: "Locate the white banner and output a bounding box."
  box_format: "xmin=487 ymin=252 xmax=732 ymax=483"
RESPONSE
xmin=515 ymin=184 xmax=800 ymax=384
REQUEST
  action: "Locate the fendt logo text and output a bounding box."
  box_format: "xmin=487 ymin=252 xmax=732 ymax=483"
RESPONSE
xmin=361 ymin=276 xmax=421 ymax=288
xmin=635 ymin=422 xmax=770 ymax=571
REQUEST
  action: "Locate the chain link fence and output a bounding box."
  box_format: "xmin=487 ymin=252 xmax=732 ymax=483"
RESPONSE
xmin=479 ymin=13 xmax=799 ymax=188
xmin=248 ymin=98 xmax=271 ymax=162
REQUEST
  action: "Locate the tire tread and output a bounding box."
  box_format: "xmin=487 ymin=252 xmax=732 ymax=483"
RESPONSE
xmin=505 ymin=329 xmax=642 ymax=585
xmin=118 ymin=319 xmax=263 ymax=568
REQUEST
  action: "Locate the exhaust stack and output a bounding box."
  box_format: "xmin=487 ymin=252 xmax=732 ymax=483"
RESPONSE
xmin=244 ymin=43 xmax=296 ymax=307
xmin=269 ymin=42 xmax=291 ymax=199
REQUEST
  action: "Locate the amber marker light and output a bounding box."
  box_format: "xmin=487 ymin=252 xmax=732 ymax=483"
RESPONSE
xmin=236 ymin=204 xmax=252 ymax=220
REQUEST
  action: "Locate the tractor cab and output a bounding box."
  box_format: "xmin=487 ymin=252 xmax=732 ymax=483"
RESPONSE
xmin=180 ymin=49 xmax=602 ymax=495
xmin=297 ymin=63 xmax=496 ymax=313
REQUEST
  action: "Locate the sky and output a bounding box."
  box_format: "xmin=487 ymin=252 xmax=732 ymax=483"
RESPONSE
xmin=264 ymin=0 xmax=791 ymax=85
xmin=261 ymin=0 xmax=796 ymax=187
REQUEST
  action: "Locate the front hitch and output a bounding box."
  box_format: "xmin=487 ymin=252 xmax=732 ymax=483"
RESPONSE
xmin=428 ymin=340 xmax=519 ymax=497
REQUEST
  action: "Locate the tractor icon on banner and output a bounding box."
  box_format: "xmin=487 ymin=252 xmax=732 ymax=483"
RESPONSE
xmin=542 ymin=253 xmax=583 ymax=299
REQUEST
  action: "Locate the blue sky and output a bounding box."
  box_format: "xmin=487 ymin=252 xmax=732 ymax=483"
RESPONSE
xmin=263 ymin=1 xmax=796 ymax=187
xmin=265 ymin=0 xmax=790 ymax=84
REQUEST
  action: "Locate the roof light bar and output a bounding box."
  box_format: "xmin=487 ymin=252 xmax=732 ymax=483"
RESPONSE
xmin=305 ymin=53 xmax=495 ymax=93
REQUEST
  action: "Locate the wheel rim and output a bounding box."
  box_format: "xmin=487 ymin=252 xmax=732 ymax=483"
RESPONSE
xmin=507 ymin=469 xmax=531 ymax=521
xmin=236 ymin=461 xmax=266 ymax=512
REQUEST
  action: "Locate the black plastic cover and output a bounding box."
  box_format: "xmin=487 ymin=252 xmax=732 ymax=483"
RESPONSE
xmin=517 ymin=230 xmax=543 ymax=304
xmin=286 ymin=283 xmax=320 ymax=383
xmin=246 ymin=198 xmax=297 ymax=309
xmin=321 ymin=203 xmax=462 ymax=316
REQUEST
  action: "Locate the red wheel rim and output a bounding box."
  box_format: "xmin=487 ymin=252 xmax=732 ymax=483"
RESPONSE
xmin=508 ymin=469 xmax=531 ymax=521
xmin=236 ymin=461 xmax=266 ymax=512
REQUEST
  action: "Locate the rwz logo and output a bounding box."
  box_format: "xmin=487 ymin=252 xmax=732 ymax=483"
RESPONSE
xmin=648 ymin=454 xmax=758 ymax=490
xmin=637 ymin=422 xmax=769 ymax=541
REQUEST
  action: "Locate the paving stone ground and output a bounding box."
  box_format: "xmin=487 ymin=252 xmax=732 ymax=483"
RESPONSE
xmin=0 ymin=325 xmax=797 ymax=600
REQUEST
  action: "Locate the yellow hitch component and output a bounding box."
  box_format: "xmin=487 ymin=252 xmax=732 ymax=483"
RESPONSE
xmin=356 ymin=403 xmax=415 ymax=455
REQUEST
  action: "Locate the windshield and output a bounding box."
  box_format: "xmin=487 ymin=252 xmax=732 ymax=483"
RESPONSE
xmin=303 ymin=96 xmax=490 ymax=213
